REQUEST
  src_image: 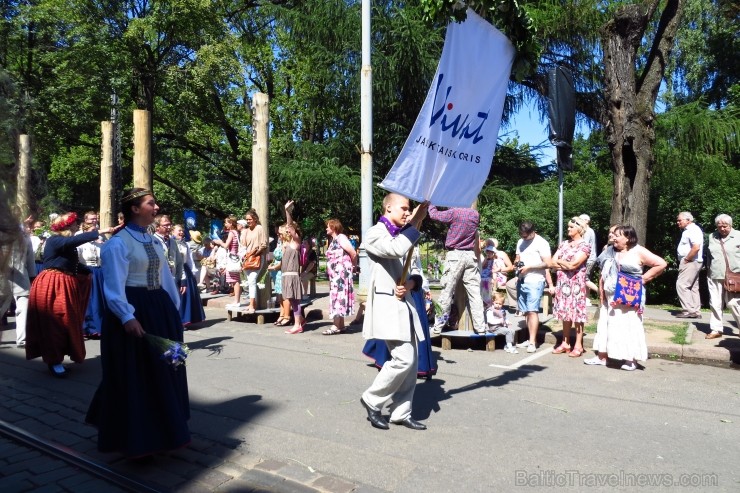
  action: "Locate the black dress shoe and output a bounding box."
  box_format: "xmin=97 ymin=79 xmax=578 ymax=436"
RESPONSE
xmin=392 ymin=417 xmax=427 ymax=430
xmin=360 ymin=397 xmax=389 ymax=430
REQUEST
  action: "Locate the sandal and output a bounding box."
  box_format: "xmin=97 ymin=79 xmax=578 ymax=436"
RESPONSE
xmin=322 ymin=326 xmax=345 ymax=335
xmin=244 ymin=307 xmax=255 ymax=315
xmin=285 ymin=324 xmax=304 ymax=334
xmin=275 ymin=318 xmax=291 ymax=327
xmin=552 ymin=342 xmax=571 ymax=354
xmin=568 ymin=347 xmax=585 ymax=358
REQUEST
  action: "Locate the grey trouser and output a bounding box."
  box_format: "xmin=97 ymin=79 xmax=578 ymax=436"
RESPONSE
xmin=676 ymin=260 xmax=702 ymax=314
xmin=707 ymin=277 xmax=740 ymax=333
xmin=362 ymin=331 xmax=418 ymax=422
xmin=433 ymin=250 xmax=486 ymax=333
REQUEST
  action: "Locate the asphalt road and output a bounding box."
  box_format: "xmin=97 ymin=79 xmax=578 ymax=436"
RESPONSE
xmin=181 ymin=308 xmax=740 ymax=492
xmin=3 ymin=305 xmax=739 ymax=492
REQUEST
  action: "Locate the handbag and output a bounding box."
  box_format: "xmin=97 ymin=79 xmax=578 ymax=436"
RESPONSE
xmin=612 ymin=270 xmax=643 ymax=308
xmin=719 ymin=239 xmax=740 ymax=293
xmin=226 ymin=254 xmax=242 ymax=273
xmin=242 ymin=254 xmax=261 ymax=270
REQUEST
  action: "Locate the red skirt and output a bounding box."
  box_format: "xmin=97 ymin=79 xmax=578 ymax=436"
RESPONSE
xmin=26 ymin=269 xmax=91 ymax=364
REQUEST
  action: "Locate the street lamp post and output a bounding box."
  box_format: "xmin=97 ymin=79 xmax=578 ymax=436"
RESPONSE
xmin=358 ymin=0 xmax=373 ymax=300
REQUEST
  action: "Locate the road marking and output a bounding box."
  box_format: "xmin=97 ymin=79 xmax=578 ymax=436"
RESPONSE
xmin=489 ymin=345 xmax=552 ymax=370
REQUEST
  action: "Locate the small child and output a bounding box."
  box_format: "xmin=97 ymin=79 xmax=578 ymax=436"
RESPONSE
xmin=485 ymin=293 xmax=517 ymax=353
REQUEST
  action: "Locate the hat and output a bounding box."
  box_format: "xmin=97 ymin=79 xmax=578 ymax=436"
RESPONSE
xmin=237 ymin=219 xmax=248 ymax=226
xmin=189 ymin=231 xmax=202 ymax=244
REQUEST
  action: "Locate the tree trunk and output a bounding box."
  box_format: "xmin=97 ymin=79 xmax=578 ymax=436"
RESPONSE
xmin=602 ymin=0 xmax=684 ymax=243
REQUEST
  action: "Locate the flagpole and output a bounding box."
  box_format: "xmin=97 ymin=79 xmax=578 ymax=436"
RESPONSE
xmin=358 ymin=0 xmax=373 ymax=302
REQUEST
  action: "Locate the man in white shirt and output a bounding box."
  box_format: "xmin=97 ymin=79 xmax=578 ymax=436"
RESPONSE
xmin=675 ymin=211 xmax=704 ymax=318
xmin=513 ymin=222 xmax=553 ymax=352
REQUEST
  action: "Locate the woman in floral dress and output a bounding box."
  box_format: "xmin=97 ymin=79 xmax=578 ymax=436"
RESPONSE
xmin=550 ymin=216 xmax=591 ymax=358
xmin=323 ymin=219 xmax=356 ymax=335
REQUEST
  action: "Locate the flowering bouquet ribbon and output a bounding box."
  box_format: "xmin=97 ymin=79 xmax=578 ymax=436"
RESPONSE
xmin=144 ymin=334 xmax=191 ymax=369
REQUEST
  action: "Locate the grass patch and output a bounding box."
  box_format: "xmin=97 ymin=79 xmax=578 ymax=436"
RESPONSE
xmin=642 ymin=321 xmax=690 ymax=345
xmin=657 ymin=323 xmax=689 ymax=345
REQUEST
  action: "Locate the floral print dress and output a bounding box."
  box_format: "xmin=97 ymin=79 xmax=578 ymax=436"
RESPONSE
xmin=326 ymin=235 xmax=355 ymax=318
xmin=270 ymin=240 xmax=283 ymax=295
xmin=553 ymin=240 xmax=591 ymax=323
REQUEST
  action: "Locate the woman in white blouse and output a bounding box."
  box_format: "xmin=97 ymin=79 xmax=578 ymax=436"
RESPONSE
xmin=86 ymin=188 xmax=191 ymax=458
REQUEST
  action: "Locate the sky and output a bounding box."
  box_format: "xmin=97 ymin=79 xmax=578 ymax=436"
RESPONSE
xmin=502 ymin=99 xmax=557 ymax=166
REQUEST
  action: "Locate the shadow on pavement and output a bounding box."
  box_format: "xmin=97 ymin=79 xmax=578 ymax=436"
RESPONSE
xmin=413 ymin=365 xmax=546 ymax=420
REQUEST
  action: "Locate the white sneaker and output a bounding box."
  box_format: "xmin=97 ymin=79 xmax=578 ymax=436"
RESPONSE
xmin=584 ymin=356 xmax=606 ymax=366
xmin=526 ymin=344 xmax=537 ymax=353
xmin=515 ymin=340 xmax=531 ymax=348
xmin=504 ymin=344 xmax=518 ymax=354
xmin=621 ymin=361 xmax=637 ymax=371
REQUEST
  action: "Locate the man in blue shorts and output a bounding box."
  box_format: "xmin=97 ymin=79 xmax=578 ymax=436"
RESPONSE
xmin=513 ymin=222 xmax=553 ymax=353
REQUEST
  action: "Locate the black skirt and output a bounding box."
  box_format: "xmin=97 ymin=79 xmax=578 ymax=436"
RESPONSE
xmin=86 ymin=286 xmax=191 ymax=458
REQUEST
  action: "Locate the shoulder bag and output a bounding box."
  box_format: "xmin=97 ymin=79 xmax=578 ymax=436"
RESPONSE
xmin=226 ymin=254 xmax=242 ymax=273
xmin=611 ymin=259 xmax=643 ymax=309
xmin=720 ymin=239 xmax=740 ymax=293
xmin=242 ymin=253 xmax=261 ymax=270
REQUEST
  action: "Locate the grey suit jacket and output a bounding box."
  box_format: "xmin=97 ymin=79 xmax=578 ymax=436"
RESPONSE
xmin=362 ymin=222 xmax=424 ymax=342
xmin=153 ymin=234 xmax=184 ymax=286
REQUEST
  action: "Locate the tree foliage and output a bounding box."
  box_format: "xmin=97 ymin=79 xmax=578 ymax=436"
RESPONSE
xmin=0 ymin=0 xmax=737 ymax=303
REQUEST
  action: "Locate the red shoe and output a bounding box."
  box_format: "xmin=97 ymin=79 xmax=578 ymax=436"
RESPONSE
xmin=552 ymin=342 xmax=571 ymax=354
xmin=568 ymin=347 xmax=584 ymax=358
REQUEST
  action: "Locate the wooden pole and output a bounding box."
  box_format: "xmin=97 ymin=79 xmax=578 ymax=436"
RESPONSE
xmin=99 ymin=121 xmax=115 ymax=230
xmin=251 ymin=93 xmax=269 ymax=229
xmin=16 ymin=134 xmax=31 ymax=219
xmin=251 ymin=92 xmax=270 ymax=308
xmin=133 ymin=109 xmax=152 ymax=190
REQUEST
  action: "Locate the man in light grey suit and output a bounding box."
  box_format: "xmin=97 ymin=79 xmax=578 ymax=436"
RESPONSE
xmin=152 ymin=214 xmax=185 ymax=295
xmin=360 ymin=193 xmax=428 ymax=431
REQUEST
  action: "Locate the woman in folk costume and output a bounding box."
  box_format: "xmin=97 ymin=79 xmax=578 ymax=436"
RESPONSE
xmin=172 ymin=224 xmax=205 ymax=325
xmin=26 ymin=212 xmax=119 ymax=377
xmin=86 ymin=188 xmax=191 ymax=458
xmin=76 ymin=217 xmax=105 ymax=339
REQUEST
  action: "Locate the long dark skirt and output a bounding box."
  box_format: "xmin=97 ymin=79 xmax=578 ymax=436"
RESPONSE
xmin=86 ymin=287 xmax=191 ymax=458
xmin=362 ymin=289 xmax=437 ymax=378
xmin=83 ymin=267 xmax=106 ymax=337
xmin=180 ymin=265 xmax=205 ymax=325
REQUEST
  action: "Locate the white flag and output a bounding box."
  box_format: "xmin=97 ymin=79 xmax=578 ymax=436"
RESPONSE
xmin=380 ymin=10 xmax=515 ymax=207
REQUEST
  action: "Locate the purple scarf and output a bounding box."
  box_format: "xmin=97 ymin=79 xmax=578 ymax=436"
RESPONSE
xmin=378 ymin=216 xmax=402 ymax=237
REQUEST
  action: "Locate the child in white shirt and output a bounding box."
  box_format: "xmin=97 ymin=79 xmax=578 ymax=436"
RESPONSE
xmin=485 ymin=293 xmax=517 ymax=353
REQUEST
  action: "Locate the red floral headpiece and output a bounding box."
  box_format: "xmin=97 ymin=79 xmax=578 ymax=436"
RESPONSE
xmin=50 ymin=212 xmax=78 ymax=232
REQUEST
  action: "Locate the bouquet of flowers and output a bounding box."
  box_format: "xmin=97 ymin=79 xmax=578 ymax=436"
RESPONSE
xmin=144 ymin=334 xmax=191 ymax=369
